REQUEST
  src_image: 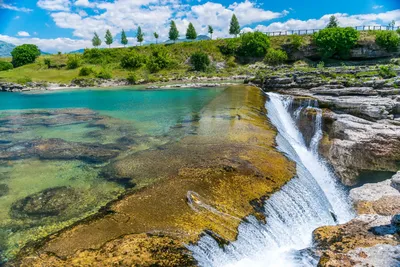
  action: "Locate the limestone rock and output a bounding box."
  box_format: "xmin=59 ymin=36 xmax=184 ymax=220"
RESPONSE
xmin=350 ymin=179 xmax=400 ymax=215
xmin=391 ymin=171 xmax=400 ymax=192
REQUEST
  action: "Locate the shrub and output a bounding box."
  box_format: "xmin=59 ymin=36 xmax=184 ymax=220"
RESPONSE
xmin=120 ymin=51 xmax=147 ymax=69
xmin=313 ymin=27 xmax=360 ymax=59
xmin=66 ymin=55 xmax=81 ymax=69
xmin=127 ymin=72 xmax=139 ymax=84
xmin=0 ymin=61 xmax=13 ymax=71
xmin=190 ymin=52 xmax=210 ymax=71
xmin=317 ymin=61 xmax=325 ymax=69
xmin=147 ymin=46 xmax=172 ymax=73
xmin=397 ymin=28 xmax=400 ymax=35
xmin=375 ymin=31 xmax=400 ymax=52
xmin=264 ymin=48 xmax=288 ymax=65
xmin=379 ymin=65 xmax=397 ymax=78
xmin=43 ymin=58 xmax=51 ymax=68
xmin=96 ymin=68 xmax=112 ymax=79
xmin=219 ymin=38 xmax=241 ymax=55
xmin=226 ymin=56 xmax=237 ymax=68
xmin=16 ymin=76 xmax=32 ymax=85
xmin=79 ymin=66 xmax=94 ymax=76
xmin=290 ymin=35 xmax=304 ymax=50
xmin=237 ymin=32 xmax=270 ymax=58
xmin=11 ymin=44 xmax=41 ymax=67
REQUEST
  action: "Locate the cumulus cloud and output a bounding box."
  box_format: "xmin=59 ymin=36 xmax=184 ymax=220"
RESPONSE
xmin=0 ymin=1 xmax=32 ymax=12
xmin=17 ymin=31 xmax=30 ymax=37
xmin=254 ymin=9 xmax=400 ymax=32
xmin=37 ymin=0 xmax=71 ymax=11
xmin=0 ymin=34 xmax=92 ymax=53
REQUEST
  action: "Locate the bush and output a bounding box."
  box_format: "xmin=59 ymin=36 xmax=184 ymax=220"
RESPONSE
xmin=120 ymin=51 xmax=147 ymax=69
xmin=313 ymin=27 xmax=360 ymax=59
xmin=190 ymin=52 xmax=210 ymax=71
xmin=43 ymin=58 xmax=51 ymax=68
xmin=379 ymin=65 xmax=397 ymax=78
xmin=11 ymin=44 xmax=41 ymax=67
xmin=397 ymin=28 xmax=400 ymax=35
xmin=96 ymin=68 xmax=112 ymax=79
xmin=290 ymin=35 xmax=303 ymax=50
xmin=0 ymin=61 xmax=13 ymax=71
xmin=147 ymin=46 xmax=173 ymax=73
xmin=79 ymin=66 xmax=94 ymax=76
xmin=16 ymin=76 xmax=32 ymax=85
xmin=237 ymin=32 xmax=270 ymax=58
xmin=127 ymin=72 xmax=139 ymax=84
xmin=375 ymin=31 xmax=400 ymax=52
xmin=219 ymin=38 xmax=241 ymax=55
xmin=66 ymin=55 xmax=81 ymax=69
xmin=264 ymin=48 xmax=288 ymax=65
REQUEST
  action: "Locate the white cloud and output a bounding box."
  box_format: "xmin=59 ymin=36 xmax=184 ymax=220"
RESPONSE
xmin=0 ymin=1 xmax=32 ymax=12
xmin=17 ymin=31 xmax=30 ymax=37
xmin=0 ymin=34 xmax=92 ymax=53
xmin=37 ymin=0 xmax=71 ymax=11
xmin=255 ymin=9 xmax=400 ymax=32
xmin=373 ymin=5 xmax=384 ymax=10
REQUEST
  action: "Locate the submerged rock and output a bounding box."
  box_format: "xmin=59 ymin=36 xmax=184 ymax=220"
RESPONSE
xmin=0 ymin=138 xmax=121 ymax=163
xmin=10 ymin=187 xmax=80 ymax=219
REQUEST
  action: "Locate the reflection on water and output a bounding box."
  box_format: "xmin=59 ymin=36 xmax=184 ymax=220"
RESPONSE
xmin=0 ymin=87 xmax=223 ymax=262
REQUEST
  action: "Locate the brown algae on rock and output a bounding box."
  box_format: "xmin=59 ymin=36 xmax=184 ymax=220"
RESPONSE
xmin=9 ymin=85 xmax=296 ymax=266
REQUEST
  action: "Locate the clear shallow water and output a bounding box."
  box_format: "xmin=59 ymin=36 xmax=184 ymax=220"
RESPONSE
xmin=189 ymin=93 xmax=354 ymax=267
xmin=0 ymin=87 xmax=223 ymax=262
xmin=0 ymin=88 xmax=223 ymax=135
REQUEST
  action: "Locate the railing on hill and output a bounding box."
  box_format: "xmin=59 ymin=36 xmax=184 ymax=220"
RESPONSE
xmin=265 ymin=25 xmax=400 ymax=36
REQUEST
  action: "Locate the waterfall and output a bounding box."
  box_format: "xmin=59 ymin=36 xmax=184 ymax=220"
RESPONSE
xmin=188 ymin=93 xmax=354 ymax=267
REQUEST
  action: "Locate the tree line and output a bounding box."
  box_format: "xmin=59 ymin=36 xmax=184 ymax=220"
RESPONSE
xmin=91 ymin=14 xmax=241 ymax=48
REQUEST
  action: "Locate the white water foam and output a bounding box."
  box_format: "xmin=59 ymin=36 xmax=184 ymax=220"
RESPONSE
xmin=188 ymin=93 xmax=354 ymax=267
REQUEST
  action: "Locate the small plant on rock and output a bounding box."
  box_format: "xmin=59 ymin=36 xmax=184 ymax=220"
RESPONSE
xmin=264 ymin=48 xmax=288 ymax=65
xmin=379 ymin=65 xmax=397 ymax=78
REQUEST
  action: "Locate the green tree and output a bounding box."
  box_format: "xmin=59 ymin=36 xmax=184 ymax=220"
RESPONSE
xmin=313 ymin=27 xmax=360 ymax=59
xmin=92 ymin=32 xmax=102 ymax=47
xmin=105 ymin=29 xmax=113 ymax=48
xmin=229 ymin=14 xmax=241 ymax=37
xmin=186 ymin=22 xmax=197 ymax=40
xmin=11 ymin=44 xmax=41 ymax=67
xmin=326 ymin=15 xmax=339 ymax=28
xmin=121 ymin=29 xmax=128 ymax=47
xmin=208 ymin=25 xmax=214 ymax=39
xmin=154 ymin=32 xmax=159 ymax=44
xmin=137 ymin=26 xmax=144 ymax=46
xmin=169 ymin=20 xmax=179 ymax=43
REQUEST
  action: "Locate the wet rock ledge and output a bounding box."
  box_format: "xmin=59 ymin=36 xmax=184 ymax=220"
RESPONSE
xmin=6 ymin=85 xmax=296 ymax=266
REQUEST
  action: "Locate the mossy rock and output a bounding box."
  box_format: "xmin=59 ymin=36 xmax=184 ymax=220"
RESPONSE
xmin=10 ymin=186 xmax=80 ymax=219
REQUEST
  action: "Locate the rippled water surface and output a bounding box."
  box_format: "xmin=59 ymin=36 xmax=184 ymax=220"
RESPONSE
xmin=0 ymin=87 xmax=223 ymax=262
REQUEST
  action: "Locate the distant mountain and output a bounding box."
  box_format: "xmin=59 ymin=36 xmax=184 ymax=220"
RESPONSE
xmin=0 ymin=41 xmax=16 ymax=57
xmin=164 ymin=35 xmax=211 ymax=44
xmin=68 ymin=49 xmax=85 ymax=54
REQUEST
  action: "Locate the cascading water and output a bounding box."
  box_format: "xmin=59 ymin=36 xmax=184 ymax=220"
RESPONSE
xmin=188 ymin=93 xmax=355 ymax=267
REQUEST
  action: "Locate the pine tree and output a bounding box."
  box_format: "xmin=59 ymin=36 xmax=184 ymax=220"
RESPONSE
xmin=169 ymin=20 xmax=179 ymax=43
xmin=92 ymin=32 xmax=101 ymax=47
xmin=105 ymin=30 xmax=113 ymax=48
xmin=326 ymin=15 xmax=339 ymax=28
xmin=229 ymin=14 xmax=240 ymax=37
xmin=186 ymin=22 xmax=197 ymax=40
xmin=154 ymin=32 xmax=159 ymax=44
xmin=121 ymin=29 xmax=128 ymax=47
xmin=136 ymin=26 xmax=144 ymax=46
xmin=208 ymin=25 xmax=214 ymax=40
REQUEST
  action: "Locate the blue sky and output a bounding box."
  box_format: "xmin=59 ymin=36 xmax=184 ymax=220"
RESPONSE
xmin=0 ymin=0 xmax=399 ymax=52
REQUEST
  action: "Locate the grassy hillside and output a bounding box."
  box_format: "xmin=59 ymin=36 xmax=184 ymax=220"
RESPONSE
xmin=0 ymin=31 xmax=396 ymax=85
